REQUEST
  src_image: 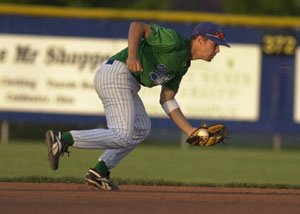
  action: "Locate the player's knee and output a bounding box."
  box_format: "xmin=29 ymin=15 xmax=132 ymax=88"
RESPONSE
xmin=135 ymin=121 xmax=151 ymax=142
xmin=144 ymin=118 xmax=151 ymax=137
xmin=112 ymin=125 xmax=151 ymax=147
xmin=142 ymin=118 xmax=151 ymax=138
xmin=117 ymin=136 xmax=131 ymax=147
xmin=143 ymin=127 xmax=151 ymax=140
xmin=112 ymin=129 xmax=132 ymax=147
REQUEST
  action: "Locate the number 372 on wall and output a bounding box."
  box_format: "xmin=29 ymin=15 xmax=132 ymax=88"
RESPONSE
xmin=262 ymin=35 xmax=297 ymax=55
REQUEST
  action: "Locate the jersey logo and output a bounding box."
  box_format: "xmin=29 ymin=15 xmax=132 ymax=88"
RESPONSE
xmin=150 ymin=64 xmax=173 ymax=85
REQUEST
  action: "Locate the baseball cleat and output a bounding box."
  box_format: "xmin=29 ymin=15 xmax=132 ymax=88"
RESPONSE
xmin=45 ymin=130 xmax=70 ymax=170
xmin=84 ymin=168 xmax=119 ymax=191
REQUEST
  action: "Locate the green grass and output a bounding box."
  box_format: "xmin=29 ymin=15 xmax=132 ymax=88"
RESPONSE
xmin=1 ymin=141 xmax=300 ymax=189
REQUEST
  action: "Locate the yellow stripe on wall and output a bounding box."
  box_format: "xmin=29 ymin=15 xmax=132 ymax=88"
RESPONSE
xmin=1 ymin=3 xmax=300 ymax=27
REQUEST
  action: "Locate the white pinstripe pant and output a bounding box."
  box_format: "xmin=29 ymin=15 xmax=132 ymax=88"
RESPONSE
xmin=71 ymin=60 xmax=151 ymax=169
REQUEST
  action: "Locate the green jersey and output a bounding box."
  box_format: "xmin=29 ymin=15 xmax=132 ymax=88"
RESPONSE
xmin=110 ymin=23 xmax=191 ymax=93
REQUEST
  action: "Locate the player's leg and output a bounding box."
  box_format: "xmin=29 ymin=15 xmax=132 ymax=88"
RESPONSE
xmin=71 ymin=60 xmax=139 ymax=149
xmin=77 ymin=60 xmax=145 ymax=190
xmin=99 ymin=92 xmax=151 ymax=169
xmin=45 ymin=60 xmax=137 ymax=173
xmin=84 ymin=67 xmax=151 ymax=190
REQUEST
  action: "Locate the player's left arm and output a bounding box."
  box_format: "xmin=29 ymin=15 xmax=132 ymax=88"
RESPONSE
xmin=160 ymin=86 xmax=197 ymax=136
xmin=126 ymin=22 xmax=152 ymax=72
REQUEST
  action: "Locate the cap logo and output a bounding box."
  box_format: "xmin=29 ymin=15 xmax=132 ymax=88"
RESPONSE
xmin=206 ymin=32 xmax=225 ymax=40
xmin=216 ymin=32 xmax=225 ymax=40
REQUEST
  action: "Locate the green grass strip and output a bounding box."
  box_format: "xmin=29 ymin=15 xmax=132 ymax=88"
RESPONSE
xmin=1 ymin=176 xmax=299 ymax=190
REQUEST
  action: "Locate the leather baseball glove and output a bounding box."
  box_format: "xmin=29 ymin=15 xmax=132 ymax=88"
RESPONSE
xmin=186 ymin=123 xmax=228 ymax=146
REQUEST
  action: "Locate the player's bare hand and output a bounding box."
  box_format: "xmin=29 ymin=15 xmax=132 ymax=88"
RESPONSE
xmin=126 ymin=57 xmax=143 ymax=72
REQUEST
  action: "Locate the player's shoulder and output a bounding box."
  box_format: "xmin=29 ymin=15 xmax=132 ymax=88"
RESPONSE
xmin=149 ymin=23 xmax=185 ymax=40
xmin=150 ymin=23 xmax=176 ymax=33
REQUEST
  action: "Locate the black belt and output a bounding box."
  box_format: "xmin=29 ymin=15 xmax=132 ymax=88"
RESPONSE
xmin=106 ymin=59 xmax=114 ymax=65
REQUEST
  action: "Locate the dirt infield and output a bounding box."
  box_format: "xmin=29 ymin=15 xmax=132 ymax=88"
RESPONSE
xmin=0 ymin=182 xmax=300 ymax=214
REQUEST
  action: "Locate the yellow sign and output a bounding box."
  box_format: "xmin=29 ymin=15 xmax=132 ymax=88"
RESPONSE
xmin=262 ymin=35 xmax=297 ymax=55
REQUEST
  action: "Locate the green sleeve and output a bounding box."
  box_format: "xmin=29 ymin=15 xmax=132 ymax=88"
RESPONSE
xmin=145 ymin=24 xmax=183 ymax=52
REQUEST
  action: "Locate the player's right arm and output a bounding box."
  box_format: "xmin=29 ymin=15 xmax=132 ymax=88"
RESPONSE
xmin=126 ymin=22 xmax=151 ymax=72
xmin=160 ymin=86 xmax=197 ymax=136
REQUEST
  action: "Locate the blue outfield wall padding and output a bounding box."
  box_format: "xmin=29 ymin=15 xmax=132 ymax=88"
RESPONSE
xmin=0 ymin=14 xmax=262 ymax=44
xmin=0 ymin=14 xmax=300 ymax=134
xmin=1 ymin=111 xmax=299 ymax=134
xmin=0 ymin=15 xmax=131 ymax=38
xmin=0 ymin=111 xmax=107 ymax=125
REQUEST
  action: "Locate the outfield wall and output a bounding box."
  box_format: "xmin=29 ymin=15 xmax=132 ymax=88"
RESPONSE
xmin=0 ymin=4 xmax=300 ymax=134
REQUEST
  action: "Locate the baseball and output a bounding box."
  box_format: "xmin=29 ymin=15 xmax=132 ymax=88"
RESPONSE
xmin=198 ymin=129 xmax=209 ymax=137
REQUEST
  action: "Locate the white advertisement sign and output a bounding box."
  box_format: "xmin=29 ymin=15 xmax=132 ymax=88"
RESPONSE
xmin=140 ymin=44 xmax=262 ymax=121
xmin=294 ymin=47 xmax=300 ymax=123
xmin=0 ymin=34 xmax=127 ymax=115
xmin=0 ymin=34 xmax=261 ymax=121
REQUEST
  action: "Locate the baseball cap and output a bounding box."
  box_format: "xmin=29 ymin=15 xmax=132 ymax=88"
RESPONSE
xmin=192 ymin=22 xmax=230 ymax=47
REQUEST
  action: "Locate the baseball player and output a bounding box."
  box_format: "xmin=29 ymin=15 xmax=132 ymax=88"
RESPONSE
xmin=45 ymin=21 xmax=230 ymax=190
